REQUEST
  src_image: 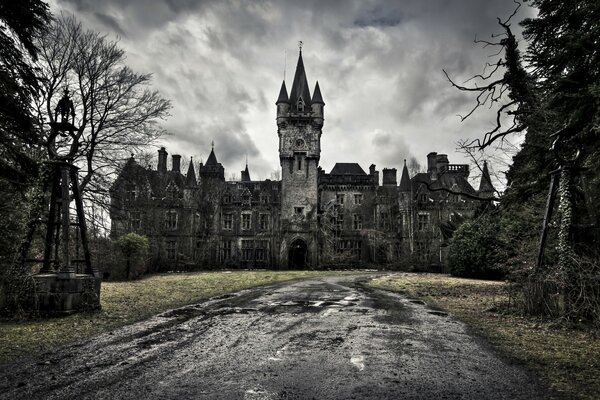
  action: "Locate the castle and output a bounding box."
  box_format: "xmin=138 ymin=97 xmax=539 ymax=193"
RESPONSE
xmin=110 ymin=50 xmax=494 ymax=270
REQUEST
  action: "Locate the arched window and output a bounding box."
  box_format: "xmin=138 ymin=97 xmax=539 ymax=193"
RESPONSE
xmin=297 ymin=97 xmax=305 ymax=112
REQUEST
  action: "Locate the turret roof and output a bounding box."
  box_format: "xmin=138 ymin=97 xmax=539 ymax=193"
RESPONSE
xmin=478 ymin=161 xmax=495 ymax=193
xmin=399 ymin=160 xmax=411 ymax=191
xmin=276 ymin=81 xmax=289 ymax=104
xmin=288 ymin=50 xmax=312 ymax=112
xmin=186 ymin=157 xmax=197 ymax=186
xmin=312 ymin=81 xmax=324 ymax=104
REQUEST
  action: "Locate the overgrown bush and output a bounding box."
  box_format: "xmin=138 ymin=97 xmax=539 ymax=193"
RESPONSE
xmin=115 ymin=233 xmax=149 ymax=280
xmin=448 ymin=214 xmax=504 ymax=279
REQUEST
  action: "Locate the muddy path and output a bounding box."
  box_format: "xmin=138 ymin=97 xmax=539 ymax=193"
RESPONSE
xmin=0 ymin=275 xmax=557 ymax=399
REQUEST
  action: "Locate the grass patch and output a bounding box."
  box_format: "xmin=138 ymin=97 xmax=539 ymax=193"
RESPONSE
xmin=0 ymin=270 xmax=363 ymax=364
xmin=369 ymin=273 xmax=600 ymax=400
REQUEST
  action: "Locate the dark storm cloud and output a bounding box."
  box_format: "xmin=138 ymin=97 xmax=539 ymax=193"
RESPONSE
xmin=51 ymin=0 xmax=535 ymax=184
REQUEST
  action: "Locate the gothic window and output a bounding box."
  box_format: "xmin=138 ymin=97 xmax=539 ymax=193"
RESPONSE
xmin=335 ymin=213 xmax=344 ymax=232
xmin=255 ymin=240 xmax=267 ymax=261
xmin=336 ymin=193 xmax=345 ymax=205
xmin=297 ymin=97 xmax=305 ymax=112
xmin=353 ymin=214 xmax=363 ymax=230
xmin=222 ymin=240 xmax=233 ymax=260
xmin=259 ymin=214 xmax=270 ymax=230
xmin=241 ymin=240 xmax=254 ymax=261
xmin=166 ymin=240 xmax=177 ymax=260
xmin=297 ymin=155 xmax=302 ymax=171
xmin=129 ymin=211 xmax=141 ymax=230
xmin=418 ymin=193 xmax=428 ymax=203
xmin=260 ymin=194 xmax=269 ymax=204
xmin=418 ymin=212 xmax=430 ymax=231
xmin=223 ymin=213 xmax=233 ymax=230
xmin=126 ymin=185 xmax=138 ymax=201
xmin=223 ymin=194 xmax=232 ymax=204
xmin=380 ymin=212 xmax=389 ymax=230
xmin=165 ymin=210 xmax=178 ymax=230
xmin=242 ymin=213 xmax=252 ymax=230
xmin=354 ymin=194 xmax=363 ymax=205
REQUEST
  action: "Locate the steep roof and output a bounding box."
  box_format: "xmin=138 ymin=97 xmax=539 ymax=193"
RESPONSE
xmin=205 ymin=148 xmax=218 ymax=166
xmin=185 ymin=158 xmax=197 ymax=186
xmin=312 ymin=81 xmax=324 ymax=104
xmin=276 ymin=81 xmax=289 ymax=104
xmin=330 ymin=163 xmax=367 ymax=175
xmin=478 ymin=161 xmax=495 ymax=193
xmin=288 ymin=50 xmax=312 ymax=112
xmin=399 ymin=160 xmax=411 ymax=191
xmin=241 ymin=163 xmax=251 ymax=182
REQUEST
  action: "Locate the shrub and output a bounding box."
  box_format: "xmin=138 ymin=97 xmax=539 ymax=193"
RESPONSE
xmin=116 ymin=233 xmax=149 ymax=280
xmin=448 ymin=214 xmax=504 ymax=279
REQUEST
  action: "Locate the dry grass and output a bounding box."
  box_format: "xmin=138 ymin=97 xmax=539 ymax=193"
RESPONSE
xmin=0 ymin=270 xmax=362 ymax=364
xmin=369 ymin=273 xmax=600 ymax=400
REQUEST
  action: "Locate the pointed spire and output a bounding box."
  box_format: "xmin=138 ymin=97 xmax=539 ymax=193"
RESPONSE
xmin=241 ymin=161 xmax=251 ymax=182
xmin=478 ymin=160 xmax=495 ymax=194
xmin=276 ymin=80 xmax=289 ymax=104
xmin=399 ymin=159 xmax=411 ymax=191
xmin=186 ymin=157 xmax=197 ymax=186
xmin=288 ymin=48 xmax=312 ymax=112
xmin=312 ymin=81 xmax=324 ymax=104
xmin=206 ymin=146 xmax=218 ymax=166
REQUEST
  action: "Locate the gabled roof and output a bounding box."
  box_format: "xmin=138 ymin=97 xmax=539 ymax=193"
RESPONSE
xmin=330 ymin=163 xmax=367 ymax=175
xmin=478 ymin=161 xmax=495 ymax=193
xmin=312 ymin=81 xmax=324 ymax=104
xmin=399 ymin=160 xmax=411 ymax=191
xmin=276 ymin=81 xmax=289 ymax=104
xmin=288 ymin=50 xmax=312 ymax=112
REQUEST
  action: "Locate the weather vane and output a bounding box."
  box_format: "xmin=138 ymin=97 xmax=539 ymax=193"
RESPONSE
xmin=298 ymin=41 xmax=303 ymax=51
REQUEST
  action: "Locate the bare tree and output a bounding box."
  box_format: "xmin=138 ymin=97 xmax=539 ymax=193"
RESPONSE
xmin=442 ymin=2 xmax=537 ymax=151
xmin=33 ymin=15 xmax=171 ymax=208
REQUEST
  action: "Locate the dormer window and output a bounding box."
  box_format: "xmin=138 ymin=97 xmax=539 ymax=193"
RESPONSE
xmin=297 ymin=97 xmax=305 ymax=112
xmin=165 ymin=182 xmax=178 ymax=200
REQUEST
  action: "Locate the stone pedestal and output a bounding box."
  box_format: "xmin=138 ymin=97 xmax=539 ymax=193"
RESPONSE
xmin=33 ymin=273 xmax=101 ymax=315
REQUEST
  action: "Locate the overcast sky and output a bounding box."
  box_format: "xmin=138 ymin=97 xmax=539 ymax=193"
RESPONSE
xmin=50 ymin=0 xmax=534 ymax=186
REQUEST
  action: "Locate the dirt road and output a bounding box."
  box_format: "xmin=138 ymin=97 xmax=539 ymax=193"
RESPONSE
xmin=0 ymin=275 xmax=557 ymax=399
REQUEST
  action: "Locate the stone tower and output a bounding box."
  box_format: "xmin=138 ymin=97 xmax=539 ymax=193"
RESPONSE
xmin=276 ymin=48 xmax=324 ymax=268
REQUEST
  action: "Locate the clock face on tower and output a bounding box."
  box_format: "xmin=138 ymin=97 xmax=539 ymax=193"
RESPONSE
xmin=295 ymin=138 xmax=305 ymax=149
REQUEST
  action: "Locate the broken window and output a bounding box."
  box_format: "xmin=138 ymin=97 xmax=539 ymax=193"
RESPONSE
xmin=165 ymin=210 xmax=178 ymax=230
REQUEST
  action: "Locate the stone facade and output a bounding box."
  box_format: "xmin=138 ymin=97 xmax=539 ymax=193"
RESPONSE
xmin=110 ymin=50 xmax=494 ymax=271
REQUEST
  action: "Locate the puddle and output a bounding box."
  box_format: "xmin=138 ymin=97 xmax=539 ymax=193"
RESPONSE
xmin=350 ymin=355 xmax=365 ymax=371
xmin=427 ymin=310 xmax=448 ymax=317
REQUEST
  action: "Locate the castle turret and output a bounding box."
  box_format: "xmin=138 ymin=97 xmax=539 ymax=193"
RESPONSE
xmin=277 ymin=46 xmax=323 ymax=268
xmin=311 ymin=81 xmax=324 ymax=127
xmin=199 ymin=144 xmax=225 ymax=181
xmin=276 ymin=81 xmax=290 ymax=127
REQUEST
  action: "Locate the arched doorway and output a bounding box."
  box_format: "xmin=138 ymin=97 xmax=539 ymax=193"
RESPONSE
xmin=288 ymin=238 xmax=308 ymax=269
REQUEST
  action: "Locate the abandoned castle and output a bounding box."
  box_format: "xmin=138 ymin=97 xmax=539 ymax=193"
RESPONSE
xmin=110 ymin=50 xmax=495 ymax=270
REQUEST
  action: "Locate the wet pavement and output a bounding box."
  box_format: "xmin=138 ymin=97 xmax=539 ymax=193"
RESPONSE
xmin=0 ymin=275 xmax=557 ymax=399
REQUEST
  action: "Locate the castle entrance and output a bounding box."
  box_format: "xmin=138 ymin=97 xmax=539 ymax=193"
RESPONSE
xmin=288 ymin=239 xmax=308 ymax=269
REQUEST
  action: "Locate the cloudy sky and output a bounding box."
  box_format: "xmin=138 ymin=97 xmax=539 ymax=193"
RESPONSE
xmin=50 ymin=0 xmax=534 ymax=186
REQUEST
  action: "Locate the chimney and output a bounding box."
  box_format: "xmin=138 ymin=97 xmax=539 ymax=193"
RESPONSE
xmin=158 ymin=147 xmax=168 ymax=173
xmin=369 ymin=164 xmax=379 ymax=186
xmin=172 ymin=154 xmax=181 ymax=173
xmin=427 ymin=152 xmax=438 ymax=180
xmin=382 ymin=168 xmax=397 ymax=186
xmin=436 ymin=154 xmax=449 ymax=173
